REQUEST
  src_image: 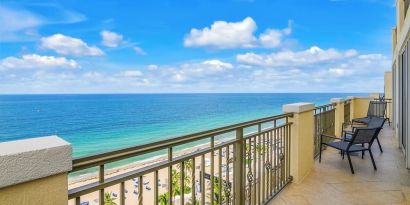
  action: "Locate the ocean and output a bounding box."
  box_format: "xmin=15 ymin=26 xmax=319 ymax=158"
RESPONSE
xmin=0 ymin=93 xmax=361 ymax=158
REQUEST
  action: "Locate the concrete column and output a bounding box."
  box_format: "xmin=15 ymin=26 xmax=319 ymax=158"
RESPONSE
xmin=283 ymin=102 xmax=315 ymax=184
xmin=349 ymin=96 xmax=372 ymax=119
xmin=331 ymin=98 xmax=345 ymax=137
xmin=0 ymin=136 xmax=72 ymax=205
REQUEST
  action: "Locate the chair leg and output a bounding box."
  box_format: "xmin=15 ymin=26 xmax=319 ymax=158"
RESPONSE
xmin=376 ymin=137 xmax=383 ymax=153
xmin=361 ymin=143 xmax=364 ymax=159
xmin=369 ymin=149 xmax=377 ymax=170
xmin=342 ymin=150 xmax=345 ymax=160
xmin=319 ymin=144 xmax=322 ymax=163
xmin=347 ymin=153 xmax=354 ymax=174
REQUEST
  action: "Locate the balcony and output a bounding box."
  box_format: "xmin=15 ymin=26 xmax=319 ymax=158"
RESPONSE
xmin=269 ymin=125 xmax=410 ymax=205
xmin=0 ymin=96 xmax=408 ymax=205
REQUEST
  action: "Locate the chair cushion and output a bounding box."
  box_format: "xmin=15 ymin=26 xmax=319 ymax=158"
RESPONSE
xmin=323 ymin=141 xmax=367 ymax=152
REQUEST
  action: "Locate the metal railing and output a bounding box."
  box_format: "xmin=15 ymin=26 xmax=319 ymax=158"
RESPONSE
xmin=344 ymin=100 xmax=351 ymax=124
xmin=314 ymin=104 xmax=335 ymax=158
xmin=68 ymin=113 xmax=293 ymax=205
xmin=373 ymin=98 xmax=392 ymax=126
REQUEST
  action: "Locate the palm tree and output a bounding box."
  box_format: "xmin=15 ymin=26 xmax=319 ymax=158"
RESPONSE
xmin=206 ymin=178 xmax=227 ymax=205
xmin=104 ymin=192 xmax=117 ymax=205
xmin=158 ymin=192 xmax=169 ymax=205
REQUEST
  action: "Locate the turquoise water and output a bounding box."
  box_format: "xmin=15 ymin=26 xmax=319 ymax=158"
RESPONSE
xmin=0 ymin=93 xmax=360 ymax=158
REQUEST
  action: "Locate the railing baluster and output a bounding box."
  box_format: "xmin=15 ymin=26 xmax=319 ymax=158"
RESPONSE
xmin=154 ymin=170 xmax=158 ymax=205
xmin=180 ymin=161 xmax=185 ymax=205
xmin=99 ymin=164 xmax=104 ymax=205
xmin=225 ymin=146 xmax=230 ymax=205
xmin=75 ymin=197 xmax=80 ymax=205
xmin=252 ymin=137 xmax=256 ymax=205
xmin=201 ymin=154 xmax=205 ymax=205
xmin=261 ymin=133 xmax=265 ymax=202
xmin=192 ymin=158 xmax=196 ymax=205
xmin=211 ymin=136 xmax=215 ymax=205
xmin=218 ymin=148 xmax=222 ymax=205
xmin=168 ymin=147 xmax=173 ymax=205
xmin=257 ymin=133 xmax=261 ymax=205
xmin=234 ymin=128 xmax=244 ymax=205
xmin=138 ymin=175 xmax=143 ymax=205
xmin=246 ymin=138 xmax=251 ymax=204
xmin=120 ymin=181 xmax=125 ymax=205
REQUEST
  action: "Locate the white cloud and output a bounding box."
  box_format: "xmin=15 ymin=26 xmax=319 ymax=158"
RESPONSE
xmin=133 ymin=46 xmax=147 ymax=55
xmin=202 ymin=60 xmax=233 ymax=71
xmin=40 ymin=34 xmax=104 ymax=56
xmin=258 ymin=21 xmax=292 ymax=48
xmin=0 ymin=54 xmax=79 ymax=70
xmin=170 ymin=60 xmax=233 ymax=82
xmin=101 ymin=30 xmax=123 ymax=47
xmin=147 ymin=64 xmax=158 ymax=70
xmin=184 ymin=17 xmax=257 ymax=49
xmin=0 ymin=5 xmax=86 ymax=42
xmin=184 ymin=17 xmax=293 ymax=49
xmin=119 ymin=70 xmax=143 ymax=77
xmin=0 ymin=5 xmax=43 ymax=41
xmin=236 ymin=46 xmax=358 ymax=67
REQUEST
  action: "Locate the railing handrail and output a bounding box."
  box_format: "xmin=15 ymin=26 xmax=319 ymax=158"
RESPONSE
xmin=71 ymin=113 xmax=293 ymax=172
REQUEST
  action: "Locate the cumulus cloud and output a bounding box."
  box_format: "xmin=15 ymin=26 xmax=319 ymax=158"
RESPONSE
xmin=133 ymin=46 xmax=147 ymax=55
xmin=0 ymin=54 xmax=79 ymax=70
xmin=184 ymin=17 xmax=292 ymax=49
xmin=101 ymin=30 xmax=123 ymax=47
xmin=258 ymin=21 xmax=292 ymax=48
xmin=184 ymin=17 xmax=257 ymax=49
xmin=40 ymin=34 xmax=104 ymax=56
xmin=236 ymin=46 xmax=358 ymax=67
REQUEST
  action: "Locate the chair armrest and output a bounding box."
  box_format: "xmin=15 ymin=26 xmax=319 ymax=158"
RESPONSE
xmin=320 ymin=134 xmax=342 ymax=140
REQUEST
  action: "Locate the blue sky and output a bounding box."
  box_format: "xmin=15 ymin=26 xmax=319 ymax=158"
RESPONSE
xmin=0 ymin=0 xmax=395 ymax=93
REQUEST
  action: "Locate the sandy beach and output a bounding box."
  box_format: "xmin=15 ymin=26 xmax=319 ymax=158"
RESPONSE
xmin=68 ymin=141 xmax=235 ymax=205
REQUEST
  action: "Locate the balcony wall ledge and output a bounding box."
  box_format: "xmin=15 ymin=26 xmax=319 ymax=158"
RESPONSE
xmin=0 ymin=136 xmax=72 ymax=189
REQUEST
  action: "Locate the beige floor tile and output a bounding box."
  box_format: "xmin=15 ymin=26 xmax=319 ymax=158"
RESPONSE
xmin=268 ymin=126 xmax=410 ymax=205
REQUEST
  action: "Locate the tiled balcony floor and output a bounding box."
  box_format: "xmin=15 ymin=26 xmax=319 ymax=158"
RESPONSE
xmin=269 ymin=126 xmax=410 ymax=205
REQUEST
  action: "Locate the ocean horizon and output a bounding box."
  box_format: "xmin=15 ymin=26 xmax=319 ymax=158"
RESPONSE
xmin=0 ymin=93 xmax=364 ymax=159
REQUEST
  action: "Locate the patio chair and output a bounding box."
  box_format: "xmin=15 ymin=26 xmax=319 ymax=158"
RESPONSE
xmin=343 ymin=117 xmax=386 ymax=153
xmin=319 ymin=127 xmax=382 ymax=174
xmin=352 ymin=101 xmax=387 ymax=124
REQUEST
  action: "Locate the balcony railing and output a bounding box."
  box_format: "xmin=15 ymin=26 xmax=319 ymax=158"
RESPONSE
xmin=68 ymin=113 xmax=293 ymax=205
xmin=313 ymin=104 xmax=335 ymax=158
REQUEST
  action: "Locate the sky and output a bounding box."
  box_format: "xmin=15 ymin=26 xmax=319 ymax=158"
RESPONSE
xmin=0 ymin=0 xmax=396 ymax=94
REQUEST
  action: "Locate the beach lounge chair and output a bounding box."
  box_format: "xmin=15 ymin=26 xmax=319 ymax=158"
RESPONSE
xmin=112 ymin=193 xmax=118 ymax=197
xmin=319 ymin=127 xmax=382 ymax=174
xmin=133 ymin=190 xmax=138 ymax=195
xmin=146 ymin=186 xmax=151 ymax=190
xmin=352 ymin=101 xmax=387 ymax=124
xmin=80 ymin=202 xmax=89 ymax=205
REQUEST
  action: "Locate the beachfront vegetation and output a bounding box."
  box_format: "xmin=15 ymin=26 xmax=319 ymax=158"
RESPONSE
xmin=104 ymin=192 xmax=117 ymax=205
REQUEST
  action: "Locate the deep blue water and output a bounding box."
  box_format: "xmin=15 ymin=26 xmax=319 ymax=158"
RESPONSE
xmin=0 ymin=93 xmax=361 ymax=158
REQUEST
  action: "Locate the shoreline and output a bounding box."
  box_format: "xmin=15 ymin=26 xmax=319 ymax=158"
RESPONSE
xmin=68 ymin=141 xmax=212 ymax=188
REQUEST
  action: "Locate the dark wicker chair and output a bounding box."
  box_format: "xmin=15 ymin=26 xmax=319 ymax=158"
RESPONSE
xmin=352 ymin=101 xmax=387 ymax=124
xmin=319 ymin=127 xmax=382 ymax=174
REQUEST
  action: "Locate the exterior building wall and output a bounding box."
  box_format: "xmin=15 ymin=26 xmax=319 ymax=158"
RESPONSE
xmin=0 ymin=173 xmax=68 ymax=205
xmin=392 ymin=0 xmax=410 ymax=169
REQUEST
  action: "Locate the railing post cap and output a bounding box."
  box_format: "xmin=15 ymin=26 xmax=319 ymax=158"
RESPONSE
xmin=330 ymin=98 xmax=344 ymax=103
xmin=0 ymin=136 xmax=72 ymax=189
xmin=283 ymin=102 xmax=315 ymax=113
xmin=347 ymin=96 xmax=373 ymax=100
